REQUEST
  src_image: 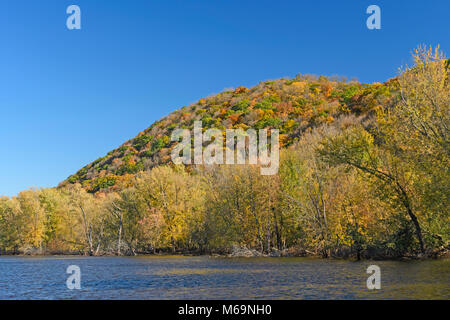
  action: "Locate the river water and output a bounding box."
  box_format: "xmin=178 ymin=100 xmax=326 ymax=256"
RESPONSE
xmin=0 ymin=256 xmax=448 ymax=299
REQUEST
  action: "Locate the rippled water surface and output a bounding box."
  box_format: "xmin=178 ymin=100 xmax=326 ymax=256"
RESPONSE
xmin=0 ymin=256 xmax=448 ymax=299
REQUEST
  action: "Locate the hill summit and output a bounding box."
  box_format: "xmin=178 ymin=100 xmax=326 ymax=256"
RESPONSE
xmin=62 ymin=74 xmax=397 ymax=193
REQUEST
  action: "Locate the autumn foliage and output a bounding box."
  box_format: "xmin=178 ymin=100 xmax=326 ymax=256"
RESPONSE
xmin=1 ymin=46 xmax=448 ymax=259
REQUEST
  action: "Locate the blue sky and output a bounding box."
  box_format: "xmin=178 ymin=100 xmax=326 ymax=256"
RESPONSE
xmin=0 ymin=0 xmax=449 ymax=196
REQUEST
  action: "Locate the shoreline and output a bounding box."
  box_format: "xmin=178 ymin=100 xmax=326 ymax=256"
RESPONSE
xmin=1 ymin=250 xmax=448 ymax=261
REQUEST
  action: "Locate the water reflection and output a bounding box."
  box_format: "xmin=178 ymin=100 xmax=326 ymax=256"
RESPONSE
xmin=0 ymin=256 xmax=448 ymax=299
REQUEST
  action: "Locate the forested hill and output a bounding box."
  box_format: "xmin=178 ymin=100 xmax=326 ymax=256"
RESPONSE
xmin=62 ymin=75 xmax=398 ymax=193
xmin=2 ymin=47 xmax=448 ymax=257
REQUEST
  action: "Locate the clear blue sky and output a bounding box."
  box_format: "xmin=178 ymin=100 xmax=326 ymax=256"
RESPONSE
xmin=0 ymin=0 xmax=449 ymax=196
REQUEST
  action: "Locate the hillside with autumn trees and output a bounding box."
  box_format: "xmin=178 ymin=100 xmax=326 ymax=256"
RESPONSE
xmin=61 ymin=68 xmax=395 ymax=193
xmin=0 ymin=46 xmax=449 ymax=259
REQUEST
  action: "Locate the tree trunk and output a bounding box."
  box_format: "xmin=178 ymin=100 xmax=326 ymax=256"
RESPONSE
xmin=80 ymin=205 xmax=94 ymax=256
xmin=397 ymin=184 xmax=425 ymax=253
xmin=406 ymin=205 xmax=425 ymax=254
xmin=272 ymin=207 xmax=282 ymax=250
xmin=117 ymin=214 xmax=123 ymax=256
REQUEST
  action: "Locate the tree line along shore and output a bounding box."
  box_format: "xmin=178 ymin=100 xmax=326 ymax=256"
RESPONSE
xmin=1 ymin=47 xmax=448 ymax=260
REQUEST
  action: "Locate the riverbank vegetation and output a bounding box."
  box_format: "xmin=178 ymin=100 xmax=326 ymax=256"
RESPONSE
xmin=1 ymin=46 xmax=448 ymax=259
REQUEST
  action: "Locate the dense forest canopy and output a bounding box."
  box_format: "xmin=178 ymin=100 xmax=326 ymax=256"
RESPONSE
xmin=1 ymin=46 xmax=448 ymax=259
